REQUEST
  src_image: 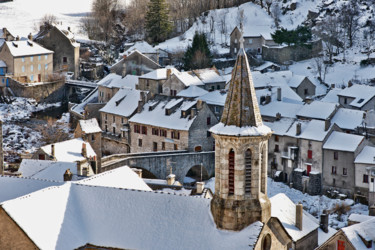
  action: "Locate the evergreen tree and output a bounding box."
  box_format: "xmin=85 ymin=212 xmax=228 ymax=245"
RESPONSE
xmin=145 ymin=0 xmax=173 ymax=44
xmin=271 ymin=26 xmax=312 ymax=46
xmin=183 ymin=32 xmax=212 ymax=70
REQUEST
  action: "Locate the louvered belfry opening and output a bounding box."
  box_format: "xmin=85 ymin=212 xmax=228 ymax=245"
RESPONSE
xmin=245 ymin=149 xmax=252 ymax=194
xmin=228 ymin=149 xmax=235 ymax=195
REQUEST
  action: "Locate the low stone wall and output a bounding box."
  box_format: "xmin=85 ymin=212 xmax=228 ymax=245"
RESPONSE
xmin=307 ymin=172 xmax=322 ymax=195
xmin=102 ymin=136 xmax=130 ymax=155
xmin=8 ymin=78 xmax=65 ymax=102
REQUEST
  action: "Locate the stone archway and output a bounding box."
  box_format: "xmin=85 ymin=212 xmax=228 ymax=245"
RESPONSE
xmin=133 ymin=167 xmax=158 ymax=179
xmin=184 ymin=165 xmax=210 ymax=185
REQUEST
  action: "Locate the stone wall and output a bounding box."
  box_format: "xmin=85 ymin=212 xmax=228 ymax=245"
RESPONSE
xmin=9 ymin=78 xmax=65 ymax=102
xmin=308 ymin=172 xmax=322 ymax=195
xmin=295 ymin=229 xmax=318 ymax=250
xmin=102 ymin=136 xmax=130 ymax=155
xmin=293 ymin=169 xmax=304 ymax=192
xmin=262 ymin=40 xmax=322 ymax=64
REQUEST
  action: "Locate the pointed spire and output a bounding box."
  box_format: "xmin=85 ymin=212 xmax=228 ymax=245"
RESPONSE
xmin=220 ymin=44 xmax=263 ymax=128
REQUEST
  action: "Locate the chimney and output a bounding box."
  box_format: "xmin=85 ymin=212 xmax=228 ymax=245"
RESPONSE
xmin=197 ymin=99 xmax=203 ymax=110
xmin=348 ymin=81 xmax=353 ymax=87
xmin=166 ymin=68 xmax=172 ymax=79
xmin=68 ymin=26 xmax=71 ymax=32
xmin=132 ymin=168 xmax=142 ymax=178
xmin=296 ymin=122 xmax=301 ymax=136
xmin=296 ymin=202 xmax=303 ymax=230
xmin=76 ymin=161 xmax=81 ymax=175
xmin=277 ymin=87 xmax=282 ymax=101
xmin=369 ymin=205 xmax=375 ymax=216
xmin=63 ymin=169 xmax=73 ymax=181
xmin=320 ymin=210 xmax=329 ymax=233
xmin=51 ymin=144 xmax=55 ymax=158
xmin=276 ymin=112 xmax=281 ymax=121
xmin=331 ymin=84 xmax=335 ymax=89
xmin=16 ymin=36 xmax=20 ymax=41
xmin=122 ymin=63 xmax=127 ymax=77
xmin=28 ymin=33 xmax=33 ymax=41
xmin=167 ymin=174 xmax=175 ymax=185
xmin=81 ymin=143 xmax=87 ymax=158
xmin=265 ymin=95 xmax=271 ymax=104
xmin=190 ymin=108 xmax=197 ymax=118
xmin=325 ymin=119 xmax=331 ymax=131
xmin=196 ymin=181 xmax=205 ymax=194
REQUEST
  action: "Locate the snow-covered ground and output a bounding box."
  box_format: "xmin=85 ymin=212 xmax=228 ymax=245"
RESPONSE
xmin=205 ymin=177 xmax=368 ymax=230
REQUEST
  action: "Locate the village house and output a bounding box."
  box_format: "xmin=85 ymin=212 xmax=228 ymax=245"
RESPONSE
xmin=0 ymin=27 xmax=15 ymax=46
xmin=176 ymin=85 xmax=208 ymax=98
xmin=33 ymin=23 xmax=80 ymax=79
xmin=192 ymin=68 xmax=226 ymax=91
xmin=0 ymin=40 xmax=53 ymax=84
xmin=253 ymin=61 xmax=281 ymax=73
xmin=129 ymin=96 xmax=218 ymax=153
xmin=110 ymin=50 xmax=160 ymax=77
xmin=296 ymin=101 xmax=338 ymax=121
xmin=287 ymin=75 xmax=316 ymax=100
xmin=99 ymin=87 xmax=147 ymax=154
xmin=121 ymin=41 xmax=159 ymax=63
xmin=337 ymin=84 xmax=375 ymax=111
xmin=354 ymin=146 xmax=375 ymax=205
xmin=97 ymin=73 xmax=139 ymax=103
xmin=161 ymin=70 xmax=203 ymax=96
xmin=322 ymin=131 xmax=367 ymax=198
xmin=331 ymin=108 xmax=365 ymax=134
xmin=137 ymin=67 xmax=178 ymax=95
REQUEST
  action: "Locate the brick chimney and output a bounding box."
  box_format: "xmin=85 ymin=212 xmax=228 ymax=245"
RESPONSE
xmin=296 ymin=202 xmax=303 ymax=230
xmin=190 ymin=108 xmax=197 ymax=118
xmin=196 ymin=181 xmax=205 ymax=194
xmin=64 ymin=169 xmax=73 ymax=181
xmin=81 ymin=143 xmax=87 ymax=158
xmin=166 ymin=68 xmax=172 ymax=79
xmin=167 ymin=174 xmax=175 ymax=185
xmin=28 ymin=33 xmax=33 ymax=41
xmin=320 ymin=210 xmax=329 ymax=233
xmin=51 ymin=144 xmax=55 ymax=159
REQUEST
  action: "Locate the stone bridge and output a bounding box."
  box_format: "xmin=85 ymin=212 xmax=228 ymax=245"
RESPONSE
xmin=101 ymin=151 xmax=215 ymax=182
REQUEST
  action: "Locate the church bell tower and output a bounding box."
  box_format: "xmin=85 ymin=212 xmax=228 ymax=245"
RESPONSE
xmin=210 ymin=34 xmax=273 ymax=231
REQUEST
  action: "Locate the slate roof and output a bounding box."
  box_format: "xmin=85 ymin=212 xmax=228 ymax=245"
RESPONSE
xmin=5 ymin=40 xmax=53 ymax=57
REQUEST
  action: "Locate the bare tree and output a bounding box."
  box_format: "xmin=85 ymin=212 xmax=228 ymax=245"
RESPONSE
xmin=34 ymin=14 xmax=58 ymax=32
xmin=271 ymin=3 xmax=281 ymax=28
xmin=265 ymin=0 xmax=272 ymax=15
xmin=312 ymin=56 xmax=330 ymax=83
xmin=315 ymin=16 xmax=342 ymax=63
xmin=339 ymin=0 xmax=361 ymax=48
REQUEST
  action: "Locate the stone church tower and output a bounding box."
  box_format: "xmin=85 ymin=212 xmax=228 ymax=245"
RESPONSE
xmin=210 ymin=41 xmax=273 ymax=231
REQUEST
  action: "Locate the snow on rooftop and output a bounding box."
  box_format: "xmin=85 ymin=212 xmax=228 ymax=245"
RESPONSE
xmin=199 ymin=90 xmax=227 ymax=106
xmin=129 ymin=97 xmax=197 ymax=131
xmin=297 ymin=101 xmax=338 ymax=120
xmin=355 ymin=146 xmax=375 ymax=164
xmin=122 ymin=41 xmax=157 ymax=56
xmin=270 ymin=193 xmax=318 ymax=242
xmin=338 ymin=84 xmax=375 ymax=108
xmin=254 ymin=62 xmax=279 ymax=72
xmin=256 ymin=85 xmax=303 ymax=104
xmin=5 ymin=40 xmax=53 ymax=57
xmin=342 ymin=217 xmax=375 ymax=249
xmin=288 ymin=75 xmax=307 ymax=88
xmin=77 ymin=166 xmax=151 ymax=191
xmin=320 ymin=88 xmax=341 ymax=104
xmin=99 ymin=87 xmax=140 ymax=117
xmin=19 ymin=159 xmax=78 ymax=182
xmin=99 ymin=73 xmax=139 ymax=89
xmin=210 ymin=122 xmax=272 ymax=136
xmin=252 ymin=71 xmax=293 ymax=89
xmin=177 ymin=85 xmax=208 ymax=98
xmin=140 ymin=67 xmax=179 ymax=80
xmin=284 ymin=119 xmax=330 ymax=141
xmin=193 ymin=69 xmax=226 ymax=84
xmin=331 ymin=108 xmax=364 ymax=131
xmin=2 ymin=183 xmax=264 ymax=249
xmin=173 ymin=71 xmax=203 ymax=87
xmin=71 ymin=88 xmax=99 ymax=116
xmin=323 ymin=131 xmax=364 ymax=152
xmin=260 ymin=101 xmax=303 ymax=119
xmin=264 ymin=118 xmax=295 ymax=136
xmin=41 ymin=138 xmax=96 ymax=162
xmin=348 ymin=213 xmax=374 ymax=224
xmin=78 ymin=118 xmax=102 ymax=134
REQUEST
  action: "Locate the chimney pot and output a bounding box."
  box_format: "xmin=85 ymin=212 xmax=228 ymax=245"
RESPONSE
xmin=320 ymin=210 xmax=329 ymax=233
xmin=296 ymin=202 xmax=303 ymax=230
xmin=64 ymin=168 xmax=73 ymax=181
xmin=132 ymin=168 xmax=143 ymax=178
xmin=51 ymin=144 xmax=55 ymax=158
xmin=277 ymin=87 xmax=282 ymax=101
xmin=296 ymin=122 xmax=302 ymax=136
xmin=167 ymin=68 xmax=172 ymax=79
xmin=81 ymin=143 xmax=87 ymax=158
xmin=190 ymin=108 xmax=197 ymax=118
xmin=196 ymin=181 xmax=205 ymax=194
xmin=167 ymin=174 xmax=175 ymax=185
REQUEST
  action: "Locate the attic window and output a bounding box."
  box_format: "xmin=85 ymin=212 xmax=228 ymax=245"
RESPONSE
xmin=358 ymin=98 xmax=365 ymax=104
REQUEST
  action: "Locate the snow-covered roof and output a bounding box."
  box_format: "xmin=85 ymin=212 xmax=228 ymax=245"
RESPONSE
xmin=193 ymin=68 xmax=226 ymax=84
xmin=210 ymin=122 xmax=272 ymax=136
xmin=1 ymin=183 xmax=264 ymax=249
xmin=260 ymin=101 xmax=303 ymax=119
xmin=251 ymin=71 xmax=293 ymax=89
xmin=234 ymin=18 xmax=275 ymax=40
xmin=40 ymin=138 xmax=96 ymax=162
xmin=99 ymin=87 xmax=140 ymax=117
xmin=19 ymin=159 xmax=79 ymax=182
xmin=285 ymin=119 xmax=330 ymax=141
xmin=338 ymin=85 xmax=375 ymax=108
xmin=199 ymin=90 xmax=227 ymax=106
xmin=288 ymin=75 xmax=307 ymax=88
xmin=139 ymin=67 xmax=179 ymax=80
xmin=297 ymin=101 xmax=337 ymax=120
xmin=70 ymin=87 xmax=99 ymax=116
xmin=320 ymin=88 xmax=341 ymax=104
xmin=99 ymin=73 xmax=139 ymax=89
xmin=0 ymin=176 xmax=63 ymax=204
xmin=77 ymin=166 xmax=151 ymax=191
xmin=0 ymin=60 xmax=6 ymax=67
xmin=256 ymin=85 xmax=303 ymax=104
xmin=323 ymin=131 xmax=364 ymax=152
xmin=354 ymin=146 xmax=375 ymax=164
xmin=177 ymin=85 xmax=208 ymax=98
xmin=348 ymin=214 xmax=374 ymax=224
xmin=78 ymin=118 xmax=102 ymax=134
xmin=331 ymin=108 xmax=364 ymax=131
xmin=34 ymin=24 xmax=79 ymax=47
xmin=264 ymin=118 xmax=295 ymax=136
xmin=129 ymin=97 xmax=197 ymax=131
xmin=122 ymin=41 xmax=157 ymax=56
xmin=5 ymin=40 xmax=53 ymax=57
xmin=173 ymin=71 xmax=203 ymax=86
xmin=341 ymin=217 xmax=375 ymax=249
xmin=254 ymin=61 xmax=279 ymax=72
xmin=270 ymin=193 xmax=318 ymax=242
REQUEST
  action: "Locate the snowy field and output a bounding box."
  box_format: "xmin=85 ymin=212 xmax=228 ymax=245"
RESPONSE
xmin=205 ymin=177 xmax=368 ymax=230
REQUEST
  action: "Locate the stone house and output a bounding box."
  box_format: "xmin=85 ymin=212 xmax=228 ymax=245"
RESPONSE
xmin=322 ymin=131 xmax=367 ymax=198
xmin=296 ymin=101 xmax=338 ymax=121
xmin=175 ymin=85 xmax=208 ymax=98
xmin=0 ymin=40 xmax=53 ymax=83
xmin=337 ymin=84 xmax=375 ymax=111
xmin=354 ymin=146 xmax=375 ymax=205
xmin=110 ymin=50 xmax=160 ymax=77
xmin=129 ymin=96 xmax=218 ymax=153
xmin=99 ymin=87 xmax=147 ymax=154
xmin=0 ymin=27 xmax=15 ymax=42
xmin=137 ymin=67 xmax=178 ymax=96
xmin=331 ymin=108 xmax=365 ymax=134
xmin=161 ymin=70 xmax=203 ymax=96
xmin=192 ymin=68 xmax=226 ymax=91
xmin=288 ymin=75 xmax=316 ymax=100
xmin=74 ymin=118 xmax=102 ymax=173
xmin=33 ymin=24 xmax=80 ymax=79
xmin=97 ymin=73 xmax=139 ymax=103
xmin=230 ymin=26 xmax=276 ymax=57
xmin=253 ymin=61 xmax=281 ymax=73
xmin=121 ymin=41 xmax=159 ymax=63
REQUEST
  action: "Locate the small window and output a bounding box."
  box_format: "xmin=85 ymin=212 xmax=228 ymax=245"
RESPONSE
xmin=344 ymin=98 xmax=347 ymax=104
xmin=91 ymin=134 xmax=95 ymax=141
xmin=343 ymin=168 xmax=347 ymax=176
xmin=332 ymin=166 xmax=337 ymax=174
xmin=45 ymin=64 xmax=48 ymax=70
xmin=162 ymin=142 xmax=165 ymax=150
xmin=45 ymin=55 xmax=48 ymax=60
xmin=38 ymin=55 xmax=41 ymax=61
xmin=105 ymin=114 xmax=108 ymax=120
xmin=113 ymin=127 xmax=116 ymax=134
xmin=358 ymin=98 xmax=364 ymax=104
xmin=138 ymin=139 xmax=142 ymax=147
xmin=174 ymin=144 xmax=178 ymax=150
xmin=308 ymin=150 xmax=312 ymax=159
xmin=248 ymin=38 xmax=253 ymax=44
xmin=153 ymin=142 xmax=157 ymax=152
xmin=304 ymin=88 xmax=308 ymax=95
xmin=105 ymin=125 xmax=108 ymax=132
xmin=207 ymin=117 xmax=211 ymax=125
xmin=30 ymin=65 xmax=33 ymax=72
xmin=141 ymin=126 xmax=147 ymax=135
xmin=38 ymin=64 xmax=41 ymax=71
xmin=121 ymin=117 xmax=124 ymax=124
xmin=22 ymin=57 xmax=25 ymax=62
xmin=334 ymin=151 xmax=338 ymax=160
xmin=275 ymin=135 xmax=279 ymax=142
xmin=22 ymin=66 xmax=25 ymax=72
xmin=363 ymin=174 xmax=369 ymax=183
xmin=30 ymin=56 xmax=33 ymax=62
xmin=63 ymin=57 xmax=68 ymax=63
xmin=207 ymin=131 xmax=211 ymax=137
xmin=113 ymin=116 xmax=115 ymax=123
xmin=30 ymin=75 xmax=34 ymax=81
xmin=274 ymin=144 xmax=279 ymax=152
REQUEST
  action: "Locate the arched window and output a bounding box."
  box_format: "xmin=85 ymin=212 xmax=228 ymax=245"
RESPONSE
xmin=245 ymin=149 xmax=252 ymax=194
xmin=262 ymin=234 xmax=272 ymax=250
xmin=228 ymin=149 xmax=235 ymax=195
